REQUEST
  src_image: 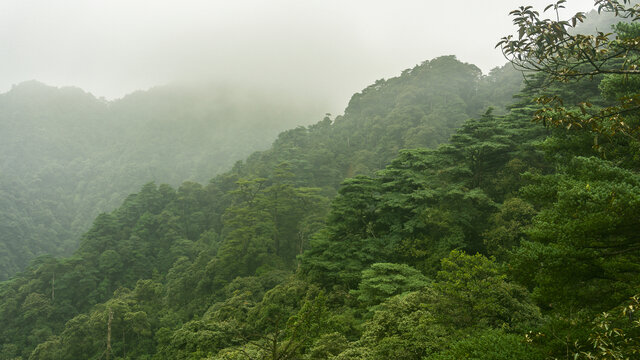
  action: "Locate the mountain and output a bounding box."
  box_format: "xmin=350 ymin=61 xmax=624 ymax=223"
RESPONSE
xmin=0 ymin=55 xmax=527 ymax=359
xmin=0 ymin=81 xmax=325 ymax=280
xmin=3 ymin=5 xmax=640 ymax=359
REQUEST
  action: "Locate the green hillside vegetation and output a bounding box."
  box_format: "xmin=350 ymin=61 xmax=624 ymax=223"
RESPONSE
xmin=0 ymin=56 xmax=520 ymax=282
xmin=0 ymin=82 xmax=324 ymax=281
xmin=3 ymin=1 xmax=640 ymax=358
xmin=0 ymin=56 xmax=523 ymax=359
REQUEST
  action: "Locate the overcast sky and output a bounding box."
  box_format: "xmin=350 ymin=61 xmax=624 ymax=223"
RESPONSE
xmin=0 ymin=0 xmax=597 ymax=113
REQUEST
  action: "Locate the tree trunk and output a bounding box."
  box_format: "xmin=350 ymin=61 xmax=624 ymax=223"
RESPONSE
xmin=107 ymin=307 xmax=113 ymax=360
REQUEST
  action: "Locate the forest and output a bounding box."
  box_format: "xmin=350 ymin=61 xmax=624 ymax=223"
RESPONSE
xmin=2 ymin=0 xmax=640 ymax=359
xmin=0 ymin=82 xmax=324 ymax=281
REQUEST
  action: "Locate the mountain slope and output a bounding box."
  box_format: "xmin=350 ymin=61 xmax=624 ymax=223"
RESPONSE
xmin=0 ymin=55 xmax=524 ymax=359
xmin=0 ymin=81 xmax=324 ymax=280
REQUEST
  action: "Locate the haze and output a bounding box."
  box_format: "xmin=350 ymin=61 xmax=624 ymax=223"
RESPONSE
xmin=0 ymin=0 xmax=596 ymax=114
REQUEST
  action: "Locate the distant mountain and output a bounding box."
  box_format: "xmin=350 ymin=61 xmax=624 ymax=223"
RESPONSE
xmin=0 ymin=81 xmax=325 ymax=280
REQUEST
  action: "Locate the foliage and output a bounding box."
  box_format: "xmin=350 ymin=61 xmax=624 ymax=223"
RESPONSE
xmin=4 ymin=6 xmax=640 ymax=357
xmin=499 ymin=1 xmax=640 ymax=144
xmin=328 ymin=251 xmax=539 ymax=360
xmin=351 ymin=263 xmax=429 ymax=309
xmin=577 ymin=295 xmax=640 ymax=359
xmin=0 ymin=82 xmax=321 ymax=281
xmin=426 ymin=329 xmax=543 ymax=360
xmin=301 ymin=108 xmax=542 ymax=288
xmin=513 ymin=156 xmax=640 ymax=311
xmin=431 ymin=251 xmax=540 ymax=330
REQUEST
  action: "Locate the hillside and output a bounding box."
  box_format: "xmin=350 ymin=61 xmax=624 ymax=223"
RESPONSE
xmin=0 ymin=55 xmax=528 ymax=358
xmin=0 ymin=57 xmax=521 ymax=282
xmin=3 ymin=1 xmax=640 ymax=359
xmin=0 ymin=82 xmax=324 ymax=280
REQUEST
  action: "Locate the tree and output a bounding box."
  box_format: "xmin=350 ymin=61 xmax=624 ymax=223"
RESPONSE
xmin=301 ymin=176 xmax=385 ymax=289
xmin=497 ymin=0 xmax=640 ymax=141
xmin=498 ymin=1 xmax=640 ymax=80
xmin=513 ymin=156 xmax=640 ymax=311
xmin=329 ymin=251 xmax=541 ymax=360
xmin=439 ymin=109 xmax=515 ymax=190
xmin=425 ymin=329 xmax=544 ymax=360
xmin=483 ymin=197 xmax=537 ymax=261
xmin=213 ymin=280 xmax=329 ymax=360
xmin=351 ymin=263 xmax=429 ymax=310
xmin=431 ymin=251 xmax=540 ymax=330
xmin=576 ymin=295 xmax=640 ymax=359
xmin=353 ymin=290 xmax=449 ymax=360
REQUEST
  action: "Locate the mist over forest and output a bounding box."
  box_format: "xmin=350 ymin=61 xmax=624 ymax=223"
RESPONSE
xmin=3 ymin=1 xmax=640 ymax=359
xmin=0 ymin=80 xmax=326 ymax=280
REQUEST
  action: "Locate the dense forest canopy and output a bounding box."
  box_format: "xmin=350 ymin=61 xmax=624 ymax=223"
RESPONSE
xmin=0 ymin=82 xmax=324 ymax=281
xmin=0 ymin=58 xmax=520 ymax=282
xmin=2 ymin=1 xmax=640 ymax=359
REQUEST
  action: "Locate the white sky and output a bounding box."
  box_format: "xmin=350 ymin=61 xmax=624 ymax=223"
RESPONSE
xmin=0 ymin=0 xmax=597 ymax=113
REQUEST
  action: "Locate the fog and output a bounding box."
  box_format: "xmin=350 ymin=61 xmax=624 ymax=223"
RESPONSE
xmin=0 ymin=0 xmax=596 ymax=114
